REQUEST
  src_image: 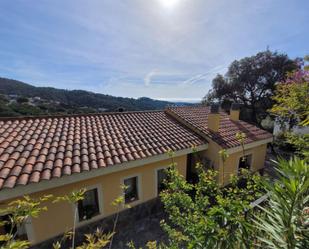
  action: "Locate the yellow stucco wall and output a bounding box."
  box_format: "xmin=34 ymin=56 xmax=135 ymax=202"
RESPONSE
xmin=202 ymin=142 xmax=267 ymax=185
xmin=24 ymin=155 xmax=187 ymax=244
xmin=0 ymin=142 xmax=268 ymax=245
xmin=202 ymin=140 xmax=222 ymax=171
xmin=222 ymin=144 xmax=267 ymax=183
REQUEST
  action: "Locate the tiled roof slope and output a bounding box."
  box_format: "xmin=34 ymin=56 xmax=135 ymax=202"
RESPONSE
xmin=0 ymin=111 xmax=205 ymax=190
xmin=166 ymin=106 xmax=272 ymax=149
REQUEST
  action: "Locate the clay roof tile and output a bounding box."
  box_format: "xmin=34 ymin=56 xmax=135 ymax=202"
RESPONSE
xmin=3 ymin=159 xmax=16 ymax=169
xmin=0 ymin=168 xmax=11 ymax=179
xmin=17 ymin=174 xmax=29 ymax=186
xmin=52 ymin=167 xmax=61 ymax=178
xmin=3 ymin=176 xmax=17 ymax=188
xmin=30 ymin=171 xmax=41 ymax=183
xmin=0 ymin=110 xmax=207 ymax=191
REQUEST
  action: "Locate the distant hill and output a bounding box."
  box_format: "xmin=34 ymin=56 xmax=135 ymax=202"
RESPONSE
xmin=0 ymin=77 xmax=187 ymax=117
xmin=0 ymin=77 xmax=173 ymax=110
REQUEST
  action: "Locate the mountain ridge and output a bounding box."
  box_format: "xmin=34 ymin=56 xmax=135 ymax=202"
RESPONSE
xmin=1 ymin=77 xmax=173 ymax=107
xmin=0 ymin=77 xmax=193 ymax=117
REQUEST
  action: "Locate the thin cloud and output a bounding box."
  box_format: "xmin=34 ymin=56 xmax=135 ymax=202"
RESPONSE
xmin=182 ymin=73 xmax=209 ymax=85
xmin=144 ymin=69 xmax=158 ymax=86
xmin=182 ymin=65 xmax=227 ymax=86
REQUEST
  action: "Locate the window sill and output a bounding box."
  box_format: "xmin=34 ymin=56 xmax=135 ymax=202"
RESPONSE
xmin=77 ymin=213 xmax=103 ymax=226
xmin=124 ymin=198 xmax=142 ymax=207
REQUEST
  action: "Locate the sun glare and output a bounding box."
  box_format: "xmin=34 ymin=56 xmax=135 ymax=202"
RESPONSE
xmin=158 ymin=0 xmax=180 ymax=9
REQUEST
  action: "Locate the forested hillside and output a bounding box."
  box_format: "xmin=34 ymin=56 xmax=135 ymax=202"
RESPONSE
xmin=0 ymin=77 xmax=176 ymax=117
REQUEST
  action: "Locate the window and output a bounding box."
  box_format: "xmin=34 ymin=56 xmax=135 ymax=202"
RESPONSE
xmin=0 ymin=214 xmax=28 ymax=241
xmin=238 ymin=154 xmax=252 ymax=173
xmin=157 ymin=168 xmax=168 ymax=195
xmin=78 ymin=188 xmax=100 ymax=221
xmin=124 ymin=176 xmax=139 ymax=203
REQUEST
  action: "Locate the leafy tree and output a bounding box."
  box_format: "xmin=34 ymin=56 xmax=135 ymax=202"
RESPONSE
xmin=0 ymin=95 xmax=18 ymax=117
xmin=270 ymin=56 xmax=309 ymax=127
xmin=236 ymin=132 xmax=246 ymax=161
xmin=0 ymin=94 xmax=8 ymax=104
xmin=0 ymin=195 xmax=53 ymax=249
xmin=285 ymin=133 xmax=309 ymax=161
xmin=129 ymin=157 xmax=309 ymax=249
xmin=204 ymin=51 xmax=298 ymax=125
xmin=270 ymin=56 xmax=309 ymax=161
xmin=158 ymin=152 xmax=265 ymax=249
xmin=219 ymin=149 xmax=229 ymax=184
xmin=53 ymin=188 xmax=128 ymax=249
xmin=16 ymin=97 xmax=28 ymax=104
xmin=108 ymin=185 xmax=130 ymax=249
xmin=54 ymin=189 xmax=87 ymax=249
xmin=0 ymin=190 xmax=120 ymax=249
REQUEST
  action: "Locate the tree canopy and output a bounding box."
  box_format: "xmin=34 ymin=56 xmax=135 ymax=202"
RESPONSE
xmin=157 ymin=150 xmax=265 ymax=249
xmin=270 ymin=56 xmax=309 ymax=127
xmin=270 ymin=56 xmax=309 ymax=161
xmin=203 ymin=51 xmax=298 ymax=125
xmin=153 ymin=155 xmax=309 ymax=249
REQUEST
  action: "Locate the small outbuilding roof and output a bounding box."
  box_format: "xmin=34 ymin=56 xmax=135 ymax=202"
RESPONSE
xmin=166 ymin=106 xmax=273 ymax=148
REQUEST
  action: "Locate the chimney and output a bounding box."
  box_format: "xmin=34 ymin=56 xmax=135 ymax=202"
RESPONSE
xmin=229 ymin=103 xmax=240 ymax=121
xmin=208 ymin=104 xmax=220 ymax=132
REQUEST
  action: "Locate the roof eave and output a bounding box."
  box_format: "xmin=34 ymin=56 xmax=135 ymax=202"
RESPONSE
xmin=225 ymin=137 xmax=273 ymax=154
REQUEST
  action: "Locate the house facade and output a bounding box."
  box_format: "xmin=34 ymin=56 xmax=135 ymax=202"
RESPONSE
xmin=0 ymin=105 xmax=272 ymax=245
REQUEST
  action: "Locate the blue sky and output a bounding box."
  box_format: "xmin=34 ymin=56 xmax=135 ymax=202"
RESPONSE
xmin=0 ymin=0 xmax=308 ymax=102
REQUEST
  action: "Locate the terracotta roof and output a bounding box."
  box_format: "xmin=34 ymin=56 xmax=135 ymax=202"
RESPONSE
xmin=0 ymin=111 xmax=205 ymax=190
xmin=165 ymin=106 xmax=272 ymax=149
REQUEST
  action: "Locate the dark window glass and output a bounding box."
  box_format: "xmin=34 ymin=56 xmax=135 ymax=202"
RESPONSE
xmin=157 ymin=168 xmax=168 ymax=195
xmin=238 ymin=154 xmax=252 ymax=173
xmin=124 ymin=177 xmax=139 ymax=203
xmin=78 ymin=188 xmax=100 ymax=221
xmin=0 ymin=214 xmax=27 ymax=242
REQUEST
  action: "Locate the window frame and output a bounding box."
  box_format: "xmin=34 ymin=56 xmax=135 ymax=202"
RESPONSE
xmin=122 ymin=174 xmax=142 ymax=205
xmin=237 ymin=153 xmax=254 ymax=174
xmin=75 ymin=184 xmax=104 ymax=224
xmin=155 ymin=166 xmax=169 ymax=197
xmin=0 ymin=213 xmax=33 ymax=243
